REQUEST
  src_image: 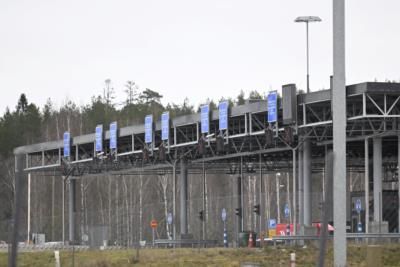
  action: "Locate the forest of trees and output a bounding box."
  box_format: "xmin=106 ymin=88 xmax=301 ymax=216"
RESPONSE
xmin=0 ymin=80 xmax=276 ymax=244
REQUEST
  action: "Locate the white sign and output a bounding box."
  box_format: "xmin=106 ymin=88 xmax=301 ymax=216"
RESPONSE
xmin=167 ymin=212 xmax=172 ymax=225
xmin=355 ymin=199 xmax=362 ymax=213
xmin=221 ymin=208 xmax=227 ymax=222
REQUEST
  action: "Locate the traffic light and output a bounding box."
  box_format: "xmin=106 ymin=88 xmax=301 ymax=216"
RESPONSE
xmin=253 ymin=204 xmax=260 ymax=215
xmin=265 ymin=128 xmax=274 ymax=147
xmin=235 ymin=208 xmax=242 ymax=217
xmin=283 ymin=126 xmax=293 ymax=145
xmin=216 ymin=134 xmax=224 ymax=154
xmin=142 ymin=146 xmax=149 ymax=163
xmin=199 ymin=210 xmax=204 ymax=221
xmin=158 ymin=143 xmax=166 ymax=161
xmin=198 ymin=135 xmax=206 ymax=156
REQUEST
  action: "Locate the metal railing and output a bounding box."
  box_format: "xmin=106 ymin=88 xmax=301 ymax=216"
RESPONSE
xmin=154 ymin=239 xmax=218 ymax=248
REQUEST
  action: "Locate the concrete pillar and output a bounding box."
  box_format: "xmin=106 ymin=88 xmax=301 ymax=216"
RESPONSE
xmin=68 ymin=178 xmax=76 ymax=244
xmin=373 ymin=138 xmax=382 ymax=222
xmin=10 ymin=154 xmax=24 ymax=267
xmin=180 ymin=159 xmax=188 ymax=235
xmin=303 ymin=138 xmax=312 ymax=226
xmin=398 ymin=136 xmax=400 ymax=233
xmin=332 ymin=0 xmax=347 ymax=265
xmin=298 ymin=143 xmax=304 ymax=226
xmin=237 ymin=175 xmax=242 ymax=234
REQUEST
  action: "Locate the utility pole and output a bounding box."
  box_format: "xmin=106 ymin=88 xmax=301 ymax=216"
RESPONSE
xmin=332 ymin=0 xmax=347 ymax=266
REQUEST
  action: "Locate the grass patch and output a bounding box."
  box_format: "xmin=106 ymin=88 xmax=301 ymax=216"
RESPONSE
xmin=0 ymin=244 xmax=399 ymax=266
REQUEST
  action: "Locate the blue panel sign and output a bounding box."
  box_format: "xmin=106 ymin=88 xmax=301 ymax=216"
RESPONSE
xmin=269 ymin=218 xmax=277 ymax=229
xmin=63 ymin=131 xmax=70 ymax=157
xmin=167 ymin=212 xmax=173 ymax=225
xmin=267 ymin=91 xmax=278 ymax=123
xmin=201 ymin=105 xmax=209 ymax=134
xmin=219 ymin=101 xmax=228 ymax=130
xmin=161 ymin=112 xmax=169 ymax=141
xmin=109 ymin=121 xmax=117 ymax=150
xmin=145 ymin=115 xmax=153 ymax=144
xmin=95 ymin=125 xmax=103 ymax=152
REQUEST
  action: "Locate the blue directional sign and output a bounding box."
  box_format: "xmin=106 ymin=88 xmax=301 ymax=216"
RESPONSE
xmin=269 ymin=219 xmax=277 ymax=229
xmin=201 ymin=105 xmax=209 ymax=134
xmin=109 ymin=121 xmax=117 ymax=150
xmin=267 ymin=91 xmax=278 ymax=123
xmin=145 ymin=115 xmax=153 ymax=144
xmin=284 ymin=203 xmax=290 ymax=218
xmin=219 ymin=101 xmax=228 ymax=130
xmin=355 ymin=199 xmax=362 ymax=213
xmin=63 ymin=131 xmax=70 ymax=157
xmin=95 ymin=125 xmax=103 ymax=152
xmin=161 ymin=112 xmax=169 ymax=141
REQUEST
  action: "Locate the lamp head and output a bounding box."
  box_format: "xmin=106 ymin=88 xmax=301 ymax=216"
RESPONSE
xmin=295 ymin=16 xmax=322 ymax=23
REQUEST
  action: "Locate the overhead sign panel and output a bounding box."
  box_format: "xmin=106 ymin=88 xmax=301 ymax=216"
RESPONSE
xmin=267 ymin=91 xmax=278 ymax=123
xmin=145 ymin=115 xmax=153 ymax=144
xmin=63 ymin=131 xmax=70 ymax=157
xmin=219 ymin=101 xmax=228 ymax=130
xmin=109 ymin=121 xmax=117 ymax=149
xmin=201 ymin=104 xmax=209 ymax=134
xmin=95 ymin=125 xmax=103 ymax=152
xmin=161 ymin=112 xmax=169 ymax=141
xmin=282 ymin=84 xmax=297 ymax=125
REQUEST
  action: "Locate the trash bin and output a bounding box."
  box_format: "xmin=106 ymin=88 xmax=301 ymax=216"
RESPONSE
xmin=238 ymin=231 xmax=257 ymax=247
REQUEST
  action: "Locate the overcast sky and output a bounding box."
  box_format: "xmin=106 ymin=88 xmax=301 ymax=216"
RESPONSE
xmin=0 ymin=0 xmax=399 ymax=114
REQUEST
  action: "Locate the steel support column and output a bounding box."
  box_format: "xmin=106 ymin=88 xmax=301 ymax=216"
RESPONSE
xmin=333 ymin=0 xmax=347 ymax=265
xmin=172 ymin=163 xmax=176 ymax=240
xmin=240 ymin=157 xmax=244 ymax=231
xmin=365 ymin=138 xmax=369 ymax=233
xmin=298 ymin=143 xmax=304 ymax=226
xmin=68 ymin=178 xmax=76 ymax=244
xmin=259 ymin=154 xmax=263 ymax=235
xmin=180 ymin=159 xmax=188 ymax=235
xmin=292 ymin=149 xmax=297 ymax=235
xmin=303 ymin=138 xmax=312 ymax=226
xmin=373 ymin=137 xmax=382 ymax=223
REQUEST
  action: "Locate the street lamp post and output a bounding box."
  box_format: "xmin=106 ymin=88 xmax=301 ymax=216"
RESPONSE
xmin=295 ymin=16 xmax=322 ymax=93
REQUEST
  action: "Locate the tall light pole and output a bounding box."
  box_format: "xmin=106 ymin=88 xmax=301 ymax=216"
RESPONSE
xmin=295 ymin=16 xmax=322 ymax=93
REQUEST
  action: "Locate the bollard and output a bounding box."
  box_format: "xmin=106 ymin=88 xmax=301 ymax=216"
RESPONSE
xmin=248 ymin=232 xmax=254 ymax=248
xmin=367 ymin=245 xmax=382 ymax=267
xmin=290 ymin=252 xmax=296 ymax=267
xmin=54 ymin=250 xmax=60 ymax=267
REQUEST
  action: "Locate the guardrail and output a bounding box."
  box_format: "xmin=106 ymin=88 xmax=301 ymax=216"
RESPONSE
xmin=0 ymin=244 xmax=90 ymax=252
xmin=154 ymin=239 xmax=218 ymax=248
xmin=270 ymin=233 xmax=400 ymax=246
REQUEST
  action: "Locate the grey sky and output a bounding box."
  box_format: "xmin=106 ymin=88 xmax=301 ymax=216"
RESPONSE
xmin=0 ymin=0 xmax=399 ymax=114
